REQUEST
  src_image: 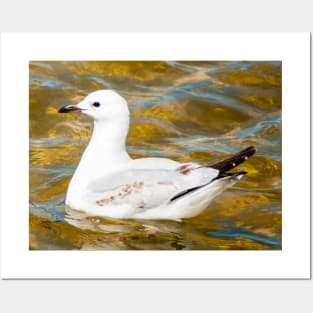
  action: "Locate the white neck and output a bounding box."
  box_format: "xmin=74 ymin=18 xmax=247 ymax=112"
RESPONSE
xmin=87 ymin=116 xmax=130 ymax=163
xmin=66 ymin=115 xmax=131 ymax=202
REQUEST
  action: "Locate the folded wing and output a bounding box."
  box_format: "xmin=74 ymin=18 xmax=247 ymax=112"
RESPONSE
xmin=86 ymin=166 xmax=218 ymax=211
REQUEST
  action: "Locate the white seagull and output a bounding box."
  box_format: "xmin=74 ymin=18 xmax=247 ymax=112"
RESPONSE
xmin=58 ymin=90 xmax=256 ymax=220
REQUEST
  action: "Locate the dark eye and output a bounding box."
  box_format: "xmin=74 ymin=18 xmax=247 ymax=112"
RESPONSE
xmin=92 ymin=102 xmax=101 ymax=107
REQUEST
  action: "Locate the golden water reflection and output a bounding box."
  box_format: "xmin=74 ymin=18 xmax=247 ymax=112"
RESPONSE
xmin=29 ymin=61 xmax=282 ymax=250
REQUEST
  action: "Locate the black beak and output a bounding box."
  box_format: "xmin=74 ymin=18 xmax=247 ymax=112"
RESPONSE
xmin=58 ymin=105 xmax=82 ymax=113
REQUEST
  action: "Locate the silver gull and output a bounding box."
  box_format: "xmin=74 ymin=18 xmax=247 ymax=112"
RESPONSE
xmin=58 ymin=90 xmax=256 ymax=220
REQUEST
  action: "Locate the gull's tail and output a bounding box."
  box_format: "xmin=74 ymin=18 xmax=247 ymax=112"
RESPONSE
xmin=169 ymin=146 xmax=256 ymax=203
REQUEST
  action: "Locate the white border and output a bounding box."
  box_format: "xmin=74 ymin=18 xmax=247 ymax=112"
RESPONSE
xmin=0 ymin=33 xmax=310 ymax=279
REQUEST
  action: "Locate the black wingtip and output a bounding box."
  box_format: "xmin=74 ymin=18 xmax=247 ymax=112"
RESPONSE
xmin=245 ymin=145 xmax=257 ymax=155
xmin=210 ymin=146 xmax=256 ymax=174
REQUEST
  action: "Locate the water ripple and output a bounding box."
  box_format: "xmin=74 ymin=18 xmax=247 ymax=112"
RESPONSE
xmin=207 ymin=230 xmax=282 ymax=247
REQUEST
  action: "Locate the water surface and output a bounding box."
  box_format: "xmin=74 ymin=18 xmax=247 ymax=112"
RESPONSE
xmin=29 ymin=61 xmax=282 ymax=250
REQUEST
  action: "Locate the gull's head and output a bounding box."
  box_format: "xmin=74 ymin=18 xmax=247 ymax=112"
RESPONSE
xmin=58 ymin=90 xmax=129 ymax=122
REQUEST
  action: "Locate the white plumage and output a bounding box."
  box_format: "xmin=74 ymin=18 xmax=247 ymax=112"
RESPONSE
xmin=58 ymin=90 xmax=255 ymax=220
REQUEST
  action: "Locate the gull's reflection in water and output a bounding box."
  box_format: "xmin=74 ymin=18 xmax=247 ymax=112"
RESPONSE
xmin=64 ymin=206 xmax=188 ymax=250
xmin=65 ymin=206 xmax=142 ymax=233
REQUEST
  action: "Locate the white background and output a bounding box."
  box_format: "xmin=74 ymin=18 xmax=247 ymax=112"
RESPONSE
xmin=0 ymin=1 xmax=312 ymax=312
xmin=1 ymin=32 xmax=310 ymax=279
